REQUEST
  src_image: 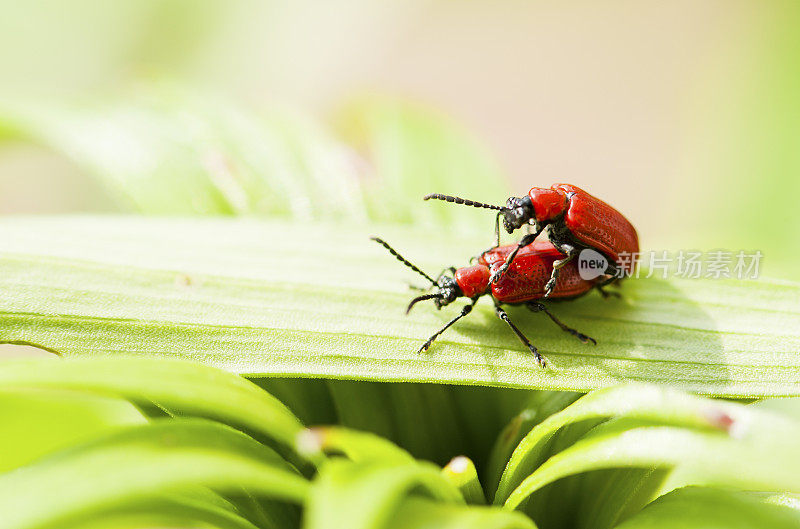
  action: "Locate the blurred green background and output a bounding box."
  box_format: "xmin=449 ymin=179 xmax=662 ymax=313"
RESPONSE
xmin=0 ymin=0 xmax=798 ymax=278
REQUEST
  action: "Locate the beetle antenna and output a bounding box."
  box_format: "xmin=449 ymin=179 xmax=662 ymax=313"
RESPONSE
xmin=371 ymin=237 xmax=437 ymax=285
xmin=406 ymin=293 xmax=443 ymax=314
xmin=424 ymin=193 xmax=505 ymax=211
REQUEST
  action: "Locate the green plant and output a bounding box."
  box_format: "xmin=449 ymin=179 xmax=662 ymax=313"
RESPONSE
xmin=0 ymin=91 xmax=799 ymax=528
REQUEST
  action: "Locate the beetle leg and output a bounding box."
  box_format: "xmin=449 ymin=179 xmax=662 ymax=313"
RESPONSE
xmin=490 ymin=230 xmax=543 ymax=284
xmin=495 ymin=211 xmax=503 ymax=247
xmin=471 ymin=212 xmax=506 ymax=263
xmin=596 ymin=285 xmax=621 ymax=299
xmin=418 ymin=297 xmax=479 ymax=353
xmin=527 ymin=301 xmax=596 ymax=345
xmin=494 ymin=304 xmax=547 ymax=367
xmin=544 ymin=245 xmax=579 ymax=298
xmin=594 ymin=275 xmax=622 ymax=298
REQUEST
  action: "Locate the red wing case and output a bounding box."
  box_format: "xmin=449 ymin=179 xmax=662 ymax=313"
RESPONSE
xmin=552 ymin=184 xmax=639 ymax=275
xmin=479 ymin=239 xmax=560 ymax=267
xmin=489 ymin=242 xmax=593 ymax=303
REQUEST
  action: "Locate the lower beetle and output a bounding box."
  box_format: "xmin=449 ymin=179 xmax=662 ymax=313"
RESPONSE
xmin=372 ymin=237 xmax=599 ymax=367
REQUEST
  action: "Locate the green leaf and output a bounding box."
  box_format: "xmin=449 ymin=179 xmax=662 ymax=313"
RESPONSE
xmin=612 ymin=487 xmax=800 ymax=529
xmin=0 ymin=388 xmax=145 ymax=472
xmin=484 ymin=391 xmax=581 ymax=500
xmin=493 ymin=384 xmax=741 ymax=505
xmin=58 ymin=495 xmax=264 ymax=529
xmin=0 ymin=92 xmax=506 ymax=229
xmin=307 ymin=379 xmax=529 ymax=469
xmin=494 ymin=386 xmax=800 ymax=528
xmin=296 ymin=426 xmax=416 ymax=464
xmin=386 ymin=497 xmax=537 ymax=529
xmin=0 ymin=357 xmax=305 ymax=458
xmin=335 ymin=97 xmax=511 ymax=227
xmin=0 ymin=419 xmax=308 ymax=529
xmin=1 ymin=217 xmax=798 ymax=399
xmin=442 ymin=456 xmax=486 ymax=505
xmin=249 ymin=377 xmax=338 ymax=426
xmin=304 ymin=459 xmax=463 ymax=529
xmin=0 ymin=93 xmax=366 ymax=218
xmin=502 ymin=397 xmax=800 ymax=510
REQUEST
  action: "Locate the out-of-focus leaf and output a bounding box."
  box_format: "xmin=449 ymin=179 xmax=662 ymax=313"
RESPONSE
xmin=0 ymin=357 xmax=305 ymax=458
xmin=503 ymin=408 xmax=800 ymax=510
xmin=749 ymin=396 xmax=800 ymax=419
xmin=56 ymin=494 xmax=264 ymax=529
xmin=485 ymin=391 xmax=581 ymax=499
xmin=0 ymin=92 xmax=509 ymax=232
xmin=296 ymin=426 xmax=415 ymax=464
xmin=387 ymin=497 xmax=537 ymax=529
xmin=324 ymin=380 xmax=528 ymax=469
xmin=612 ymin=487 xmax=800 ymax=529
xmin=0 ymin=388 xmax=145 ymax=472
xmin=1 ymin=218 xmax=799 ymax=399
xmin=336 ymin=96 xmax=512 ymax=228
xmin=249 ymin=377 xmax=338 ymax=426
xmin=304 ymin=459 xmax=463 ymax=529
xmin=0 ymin=419 xmax=308 ymax=529
xmin=0 ymin=93 xmax=367 ymax=219
xmin=494 ymin=385 xmax=739 ymax=505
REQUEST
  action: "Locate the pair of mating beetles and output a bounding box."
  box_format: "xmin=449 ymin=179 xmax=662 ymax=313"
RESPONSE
xmin=373 ymin=184 xmax=639 ymax=367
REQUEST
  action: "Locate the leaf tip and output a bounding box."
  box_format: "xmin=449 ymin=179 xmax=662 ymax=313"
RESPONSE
xmin=295 ymin=427 xmax=326 ymax=457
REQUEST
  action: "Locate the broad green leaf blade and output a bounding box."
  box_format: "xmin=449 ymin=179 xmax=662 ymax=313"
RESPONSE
xmin=1 ymin=217 xmax=799 ymax=397
xmin=304 ymin=459 xmax=463 ymax=529
xmin=494 ymin=385 xmax=741 ymax=505
xmin=387 ymin=497 xmax=537 ymax=529
xmin=0 ymin=419 xmax=308 ymax=529
xmin=0 ymin=388 xmax=145 ymax=472
xmin=612 ymin=487 xmax=800 ymax=529
xmin=504 ymin=411 xmax=800 ymax=510
xmin=0 ymin=357 xmax=305 ymax=457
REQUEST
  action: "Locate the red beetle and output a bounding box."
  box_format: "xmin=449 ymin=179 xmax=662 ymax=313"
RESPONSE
xmin=372 ymin=237 xmax=597 ymax=367
xmin=424 ymin=184 xmax=639 ymax=294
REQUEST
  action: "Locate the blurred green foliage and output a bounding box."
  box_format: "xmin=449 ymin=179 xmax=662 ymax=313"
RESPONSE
xmin=1 ymin=1 xmax=800 ymax=277
xmin=1 ymin=3 xmax=800 ymax=528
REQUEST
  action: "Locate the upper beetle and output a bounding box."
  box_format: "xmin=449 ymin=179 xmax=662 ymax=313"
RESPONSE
xmin=424 ymin=184 xmax=639 ymax=295
xmin=372 ymin=237 xmax=600 ymax=367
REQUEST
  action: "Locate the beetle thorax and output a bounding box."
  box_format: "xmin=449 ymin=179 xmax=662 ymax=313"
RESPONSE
xmin=454 ymin=265 xmax=491 ymax=299
xmin=528 ymin=187 xmax=568 ymax=223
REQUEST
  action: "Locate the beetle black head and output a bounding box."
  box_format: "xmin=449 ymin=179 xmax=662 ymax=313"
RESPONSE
xmin=407 ymin=273 xmax=461 ymax=313
xmin=371 ymin=237 xmax=462 ymax=314
xmin=501 ymin=195 xmax=535 ymax=233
